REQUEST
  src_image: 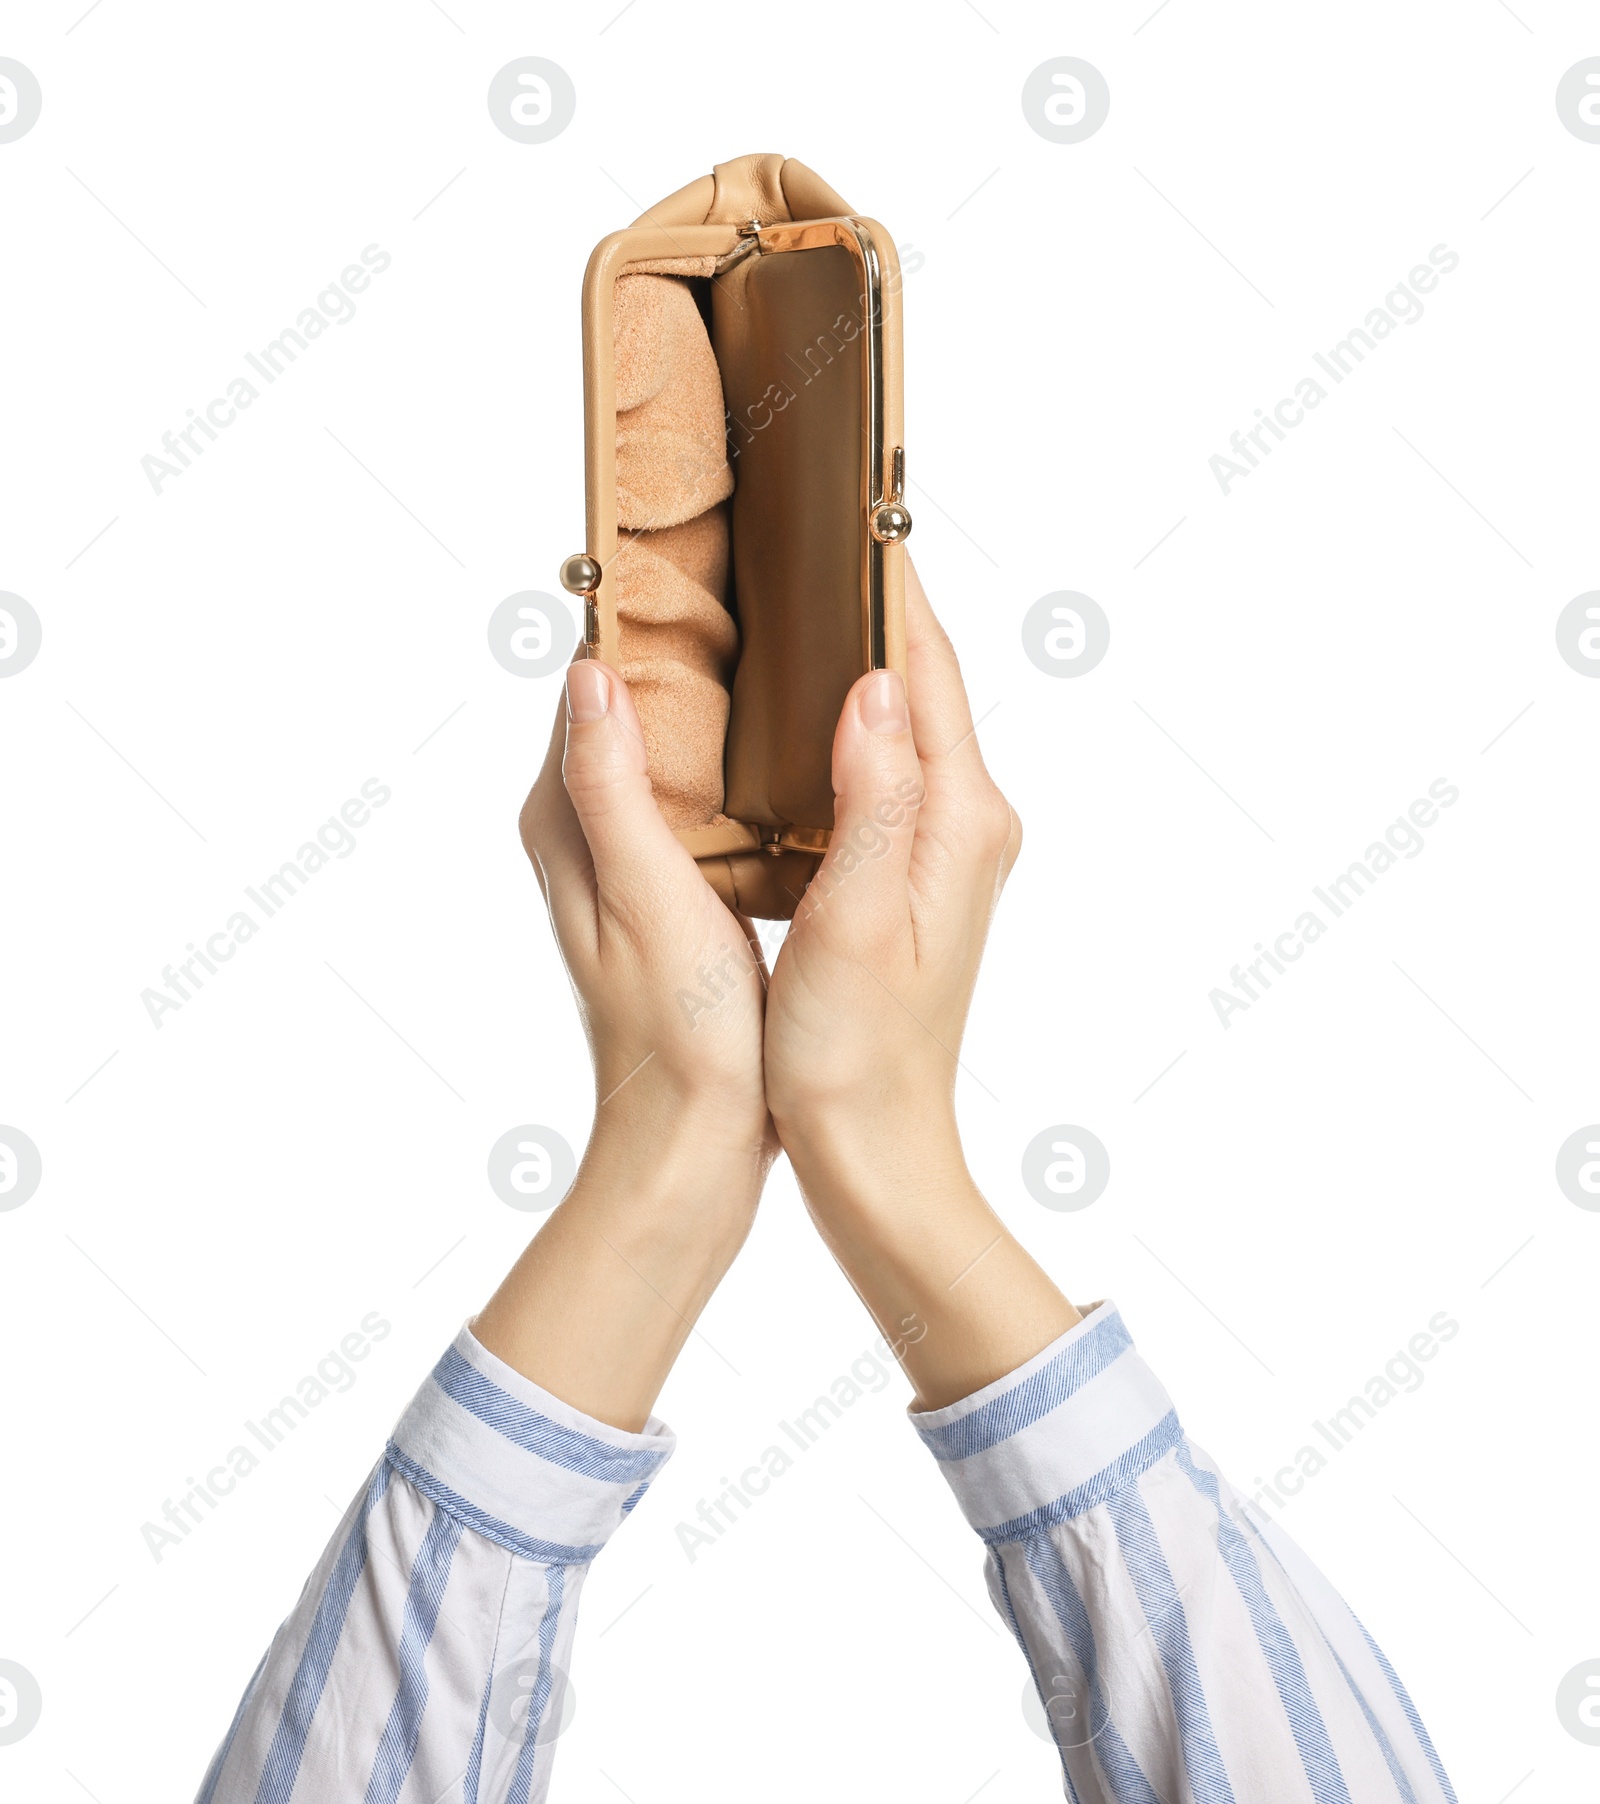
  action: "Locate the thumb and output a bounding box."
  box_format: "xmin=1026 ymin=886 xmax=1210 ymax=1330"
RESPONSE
xmin=808 ymin=669 xmax=923 ymax=926
xmin=561 ymin=659 xmax=690 ymax=902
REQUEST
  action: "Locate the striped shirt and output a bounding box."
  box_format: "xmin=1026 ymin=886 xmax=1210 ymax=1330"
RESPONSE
xmin=912 ymin=1303 xmax=1458 ymax=1804
xmin=196 ymin=1304 xmax=1456 ymax=1803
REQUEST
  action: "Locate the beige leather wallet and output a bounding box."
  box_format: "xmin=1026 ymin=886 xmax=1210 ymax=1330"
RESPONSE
xmin=558 ymin=153 xmax=910 ymax=921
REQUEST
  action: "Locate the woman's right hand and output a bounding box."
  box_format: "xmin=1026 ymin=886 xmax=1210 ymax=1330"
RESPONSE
xmin=762 ymin=564 xmax=1080 ymax=1407
xmin=763 ymin=563 xmax=1022 ymax=1185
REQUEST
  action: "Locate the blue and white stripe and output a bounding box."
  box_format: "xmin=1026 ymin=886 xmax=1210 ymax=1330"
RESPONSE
xmin=912 ymin=1303 xmax=1177 ymax=1536
xmin=913 ymin=1301 xmax=1459 ymax=1803
xmin=194 ymin=1322 xmax=672 ymax=1804
xmin=393 ymin=1327 xmax=673 ymax=1553
xmin=196 ymin=1304 xmax=1456 ymax=1804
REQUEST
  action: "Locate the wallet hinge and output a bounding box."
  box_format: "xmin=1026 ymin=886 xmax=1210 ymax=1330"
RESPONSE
xmin=713 ymin=220 xmax=766 ymax=277
xmin=757 ymin=824 xmax=831 ymax=857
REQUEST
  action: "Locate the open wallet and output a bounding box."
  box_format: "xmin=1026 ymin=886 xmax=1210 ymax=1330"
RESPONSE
xmin=558 ymin=153 xmax=911 ymax=921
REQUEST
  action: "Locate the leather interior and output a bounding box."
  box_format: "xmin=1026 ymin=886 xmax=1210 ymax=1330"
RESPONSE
xmin=718 ymin=244 xmax=866 ymax=831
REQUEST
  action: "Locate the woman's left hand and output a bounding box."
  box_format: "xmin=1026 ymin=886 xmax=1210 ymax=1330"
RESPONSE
xmin=474 ymin=659 xmax=774 ymax=1429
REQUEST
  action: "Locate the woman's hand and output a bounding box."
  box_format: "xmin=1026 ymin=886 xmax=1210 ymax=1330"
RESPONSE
xmin=474 ymin=660 xmax=774 ymax=1429
xmin=519 ymin=659 xmax=770 ymax=1157
xmin=763 ymin=563 xmax=1020 ymax=1179
xmin=764 ymin=565 xmax=1079 ymax=1407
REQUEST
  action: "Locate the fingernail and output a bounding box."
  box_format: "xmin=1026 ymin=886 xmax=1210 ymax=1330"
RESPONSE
xmin=566 ymin=661 xmax=610 ymax=723
xmin=860 ymin=669 xmax=909 ymax=735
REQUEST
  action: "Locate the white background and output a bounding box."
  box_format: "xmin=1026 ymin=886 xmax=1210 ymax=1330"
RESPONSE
xmin=0 ymin=2 xmax=1592 ymax=1799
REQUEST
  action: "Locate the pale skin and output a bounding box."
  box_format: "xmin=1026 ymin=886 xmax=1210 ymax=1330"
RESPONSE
xmin=474 ymin=563 xmax=1080 ymax=1428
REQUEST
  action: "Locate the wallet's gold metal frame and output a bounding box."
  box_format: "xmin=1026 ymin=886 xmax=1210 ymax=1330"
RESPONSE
xmin=563 ymin=216 xmax=908 ymax=861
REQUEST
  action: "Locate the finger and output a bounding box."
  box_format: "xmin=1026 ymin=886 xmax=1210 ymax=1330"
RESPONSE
xmin=899 ymin=561 xmax=1024 ymax=905
xmin=801 ymin=669 xmax=923 ymax=933
xmin=902 ymin=557 xmax=988 ymax=779
xmin=518 ymin=681 xmax=591 ymax=909
xmin=560 ymin=659 xmax=700 ymax=922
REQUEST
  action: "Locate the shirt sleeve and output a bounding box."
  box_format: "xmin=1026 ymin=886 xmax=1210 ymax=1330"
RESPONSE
xmin=194 ymin=1322 xmax=673 ymax=1804
xmin=909 ymin=1301 xmax=1460 ymax=1804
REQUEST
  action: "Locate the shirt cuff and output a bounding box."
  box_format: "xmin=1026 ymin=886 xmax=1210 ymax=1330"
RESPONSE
xmin=386 ymin=1322 xmax=675 ymax=1562
xmin=908 ymin=1301 xmax=1182 ymax=1545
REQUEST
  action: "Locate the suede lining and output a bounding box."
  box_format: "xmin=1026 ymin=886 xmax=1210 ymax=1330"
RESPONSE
xmin=611 ymin=271 xmax=737 ymax=832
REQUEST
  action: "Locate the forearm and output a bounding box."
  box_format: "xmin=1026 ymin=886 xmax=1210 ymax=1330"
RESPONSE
xmin=784 ymin=1108 xmax=1080 ymax=1411
xmin=475 ymin=1096 xmax=772 ymax=1430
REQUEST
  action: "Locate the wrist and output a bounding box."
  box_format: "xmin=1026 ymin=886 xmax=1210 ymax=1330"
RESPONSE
xmin=577 ymin=1090 xmax=773 ymax=1256
xmin=778 ymin=1102 xmax=971 ymax=1224
xmin=781 ymin=1113 xmax=1082 ymax=1411
xmin=472 ymin=1091 xmax=772 ymax=1431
